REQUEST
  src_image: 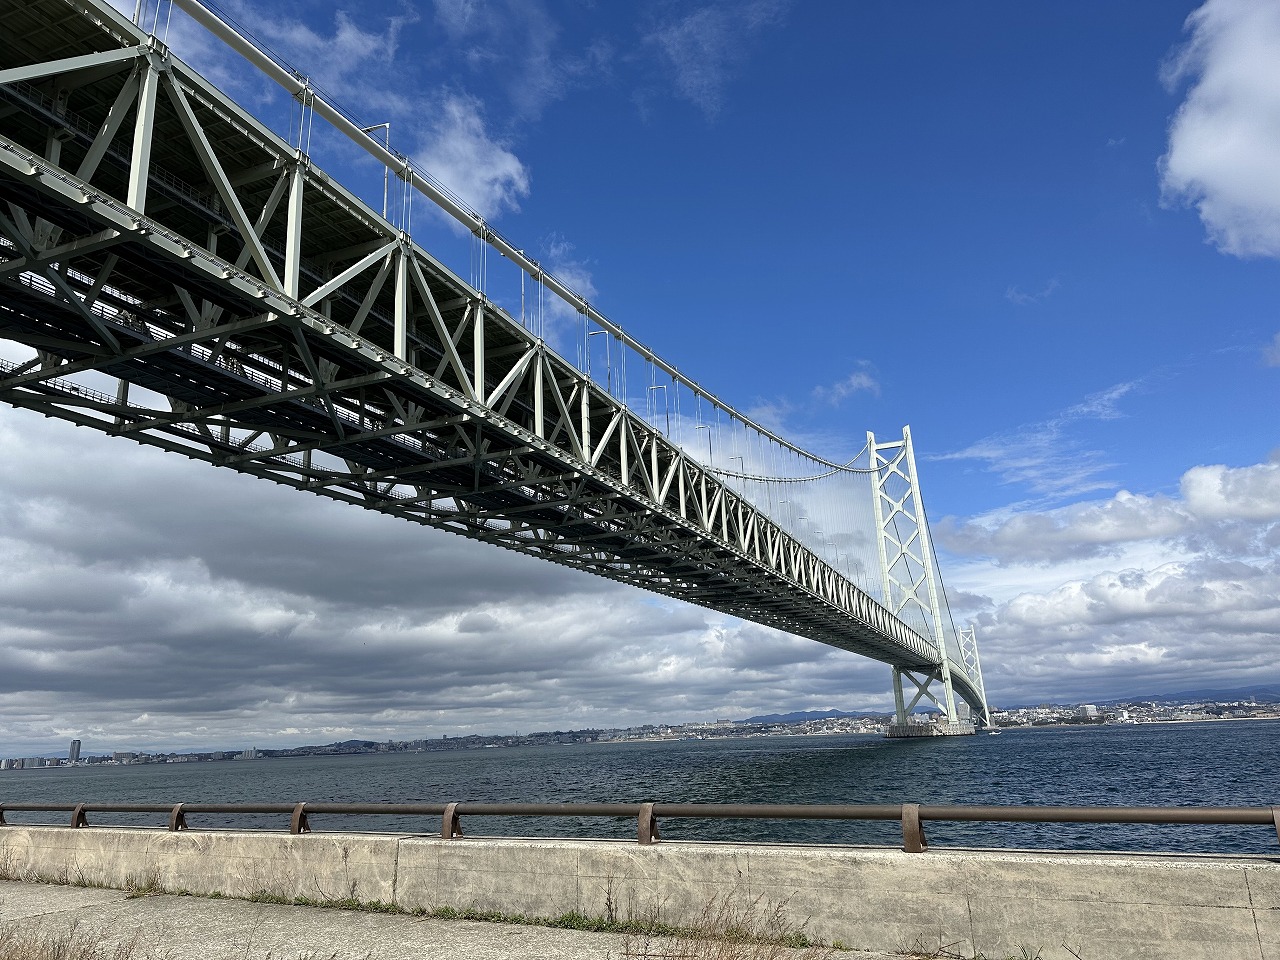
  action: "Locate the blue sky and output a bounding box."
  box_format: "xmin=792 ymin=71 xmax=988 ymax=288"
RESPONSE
xmin=1 ymin=0 xmax=1278 ymax=754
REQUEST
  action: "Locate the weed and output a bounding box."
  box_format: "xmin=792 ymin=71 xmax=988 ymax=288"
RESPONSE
xmin=124 ymin=868 xmax=163 ymax=900
xmin=622 ymin=890 xmax=834 ymax=960
xmin=896 ymin=938 xmax=1044 ymax=960
xmin=0 ymin=925 xmax=153 ymax=960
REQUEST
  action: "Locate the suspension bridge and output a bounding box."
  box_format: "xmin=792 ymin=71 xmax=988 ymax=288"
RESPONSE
xmin=0 ymin=0 xmax=990 ymax=734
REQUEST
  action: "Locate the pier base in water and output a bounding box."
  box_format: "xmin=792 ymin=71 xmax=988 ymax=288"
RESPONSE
xmin=884 ymin=721 xmax=976 ymax=738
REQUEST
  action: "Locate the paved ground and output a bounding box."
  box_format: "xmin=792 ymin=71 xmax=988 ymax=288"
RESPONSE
xmin=0 ymin=880 xmax=894 ymax=959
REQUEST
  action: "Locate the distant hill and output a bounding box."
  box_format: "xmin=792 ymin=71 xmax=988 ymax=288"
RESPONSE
xmin=737 ymin=708 xmax=890 ymax=724
xmin=1003 ymin=684 xmax=1280 ymax=710
xmin=1096 ymin=685 xmax=1280 ymax=705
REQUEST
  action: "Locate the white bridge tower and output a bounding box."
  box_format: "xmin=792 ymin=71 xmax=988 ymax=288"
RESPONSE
xmin=869 ymin=427 xmax=989 ymax=735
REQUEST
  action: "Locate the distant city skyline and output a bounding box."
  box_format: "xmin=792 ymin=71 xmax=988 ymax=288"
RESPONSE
xmin=1 ymin=0 xmax=1279 ymax=756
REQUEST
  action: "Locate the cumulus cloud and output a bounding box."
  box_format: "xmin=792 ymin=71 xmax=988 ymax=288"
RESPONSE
xmin=245 ymin=7 xmax=415 ymax=99
xmin=936 ymin=455 xmax=1280 ymax=705
xmin=938 ymin=491 xmax=1187 ymax=566
xmin=938 ymin=460 xmax=1280 ymax=566
xmin=972 ymin=558 xmax=1280 ymax=703
xmin=227 ymin=6 xmax=530 ymax=223
xmin=1180 ymin=461 xmax=1280 ymax=522
xmin=1160 ymin=0 xmax=1280 ymax=258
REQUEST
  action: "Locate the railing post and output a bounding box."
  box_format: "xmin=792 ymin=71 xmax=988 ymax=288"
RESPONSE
xmin=0 ymin=806 xmax=6 ymax=825
xmin=637 ymin=803 xmax=660 ymax=845
xmin=289 ymin=802 xmax=310 ymax=834
xmin=71 ymin=804 xmax=89 ymax=829
xmin=441 ymin=802 xmax=463 ymax=839
xmin=901 ymin=803 xmax=927 ymax=853
xmin=1272 ymin=807 xmax=1279 ymax=847
xmin=168 ymin=803 xmax=188 ymax=831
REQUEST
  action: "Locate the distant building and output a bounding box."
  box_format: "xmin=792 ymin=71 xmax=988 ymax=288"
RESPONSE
xmin=68 ymin=739 xmax=81 ymax=764
xmin=1077 ymin=704 xmax=1099 ymax=718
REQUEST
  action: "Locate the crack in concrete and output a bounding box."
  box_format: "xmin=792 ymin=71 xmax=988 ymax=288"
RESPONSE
xmin=1244 ymin=868 xmax=1265 ymax=960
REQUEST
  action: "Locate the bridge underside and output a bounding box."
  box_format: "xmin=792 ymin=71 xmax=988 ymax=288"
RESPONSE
xmin=0 ymin=0 xmax=985 ymax=714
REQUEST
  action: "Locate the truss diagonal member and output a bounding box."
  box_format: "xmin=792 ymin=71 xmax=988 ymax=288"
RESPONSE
xmin=291 ymin=328 xmax=347 ymax=440
xmin=220 ymin=410 xmax=472 ymax=466
xmin=407 ymin=254 xmax=475 ymax=400
xmin=0 ymin=206 xmax=123 ymax=354
xmin=0 ymin=313 xmax=280 ymax=391
xmin=485 ymin=344 xmax=536 ymax=409
xmin=74 ymin=67 xmax=142 ymax=184
xmin=302 ymin=240 xmax=397 ymax=307
xmin=0 ymin=229 xmax=127 ymax=279
xmin=0 ymin=45 xmax=143 ymax=87
xmin=160 ymin=72 xmax=282 ymax=290
xmin=114 ymin=370 xmax=389 ymax=436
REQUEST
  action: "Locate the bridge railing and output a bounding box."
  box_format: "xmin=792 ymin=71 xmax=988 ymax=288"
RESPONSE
xmin=2 ymin=800 xmax=1276 ymax=854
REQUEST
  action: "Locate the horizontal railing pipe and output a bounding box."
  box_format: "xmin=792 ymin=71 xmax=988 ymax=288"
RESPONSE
xmin=0 ymin=800 xmax=1275 ymax=853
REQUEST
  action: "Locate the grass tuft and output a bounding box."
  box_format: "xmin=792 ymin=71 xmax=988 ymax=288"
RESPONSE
xmin=896 ymin=937 xmax=1044 ymax=960
xmin=621 ymin=890 xmax=835 ymax=960
xmin=0 ymin=925 xmax=151 ymax=960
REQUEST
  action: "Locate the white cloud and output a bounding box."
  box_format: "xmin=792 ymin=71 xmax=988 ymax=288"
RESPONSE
xmin=1180 ymin=461 xmax=1280 ymax=522
xmin=1160 ymin=0 xmax=1280 ymax=258
xmin=973 ymin=558 xmax=1280 ymax=703
xmin=248 ymin=8 xmax=414 ymax=98
xmin=938 ymin=381 xmax=1141 ymax=501
xmin=939 ymin=460 xmax=1280 ymax=566
xmin=938 ymin=491 xmax=1187 ymax=566
xmin=936 ymin=454 xmax=1280 ymax=704
xmin=1264 ymin=332 xmax=1280 ymax=367
xmin=431 ymin=0 xmax=607 ymax=122
xmin=812 ymin=365 xmax=881 ymax=405
xmin=642 ymin=1 xmax=789 ymax=118
xmin=1005 ymin=278 xmax=1060 ymax=306
xmin=411 ymin=93 xmax=530 ymax=221
xmin=541 ymin=233 xmax=598 ymax=316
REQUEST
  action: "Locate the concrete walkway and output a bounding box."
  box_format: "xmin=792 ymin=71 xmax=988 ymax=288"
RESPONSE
xmin=0 ymin=880 xmax=891 ymax=960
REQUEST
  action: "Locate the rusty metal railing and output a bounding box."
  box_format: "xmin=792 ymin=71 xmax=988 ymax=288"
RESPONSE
xmin=0 ymin=801 xmax=1276 ymax=853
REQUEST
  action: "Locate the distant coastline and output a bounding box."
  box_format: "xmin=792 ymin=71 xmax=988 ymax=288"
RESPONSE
xmin=4 ymin=703 xmax=1279 ymax=771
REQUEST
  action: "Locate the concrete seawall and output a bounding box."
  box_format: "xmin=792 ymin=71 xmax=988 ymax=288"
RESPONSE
xmin=0 ymin=826 xmax=1276 ymax=960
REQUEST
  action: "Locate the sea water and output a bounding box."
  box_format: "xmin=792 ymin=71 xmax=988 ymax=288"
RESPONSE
xmin=3 ymin=721 xmax=1276 ymax=854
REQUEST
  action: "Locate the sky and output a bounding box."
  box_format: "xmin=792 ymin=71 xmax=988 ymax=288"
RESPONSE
xmin=2 ymin=0 xmax=1279 ymax=755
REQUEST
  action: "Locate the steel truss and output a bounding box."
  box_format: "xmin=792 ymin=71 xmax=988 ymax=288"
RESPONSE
xmin=0 ymin=0 xmax=987 ymax=700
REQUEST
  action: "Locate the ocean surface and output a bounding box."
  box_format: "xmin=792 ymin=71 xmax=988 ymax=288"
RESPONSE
xmin=3 ymin=721 xmax=1277 ymax=854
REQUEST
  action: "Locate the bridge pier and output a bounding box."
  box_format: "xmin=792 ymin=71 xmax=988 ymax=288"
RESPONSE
xmin=885 ymin=720 xmax=976 ymax=737
xmin=886 ymin=665 xmax=976 ymax=737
